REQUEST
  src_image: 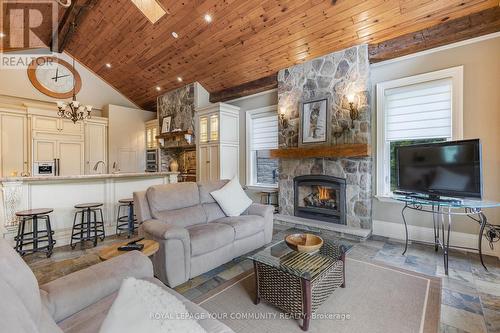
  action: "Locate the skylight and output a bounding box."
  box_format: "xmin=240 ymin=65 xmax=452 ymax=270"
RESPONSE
xmin=130 ymin=0 xmax=167 ymax=24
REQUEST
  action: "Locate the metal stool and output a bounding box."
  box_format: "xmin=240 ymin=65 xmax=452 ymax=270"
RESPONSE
xmin=116 ymin=198 xmax=137 ymax=238
xmin=14 ymin=208 xmax=55 ymax=257
xmin=70 ymin=203 xmax=105 ymax=248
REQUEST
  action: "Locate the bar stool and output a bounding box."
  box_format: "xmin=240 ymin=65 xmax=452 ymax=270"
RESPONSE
xmin=116 ymin=198 xmax=137 ymax=238
xmin=70 ymin=203 xmax=105 ymax=248
xmin=14 ymin=208 xmax=55 ymax=257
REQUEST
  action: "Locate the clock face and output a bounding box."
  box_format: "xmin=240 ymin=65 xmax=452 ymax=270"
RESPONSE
xmin=35 ymin=61 xmax=75 ymax=94
xmin=27 ymin=57 xmax=82 ymax=99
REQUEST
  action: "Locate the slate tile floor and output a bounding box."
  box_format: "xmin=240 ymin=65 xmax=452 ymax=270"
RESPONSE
xmin=25 ymin=223 xmax=500 ymax=333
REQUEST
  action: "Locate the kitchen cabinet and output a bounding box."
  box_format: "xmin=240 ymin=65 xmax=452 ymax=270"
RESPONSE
xmin=196 ymin=103 xmax=239 ymax=182
xmin=32 ymin=115 xmax=83 ymax=136
xmin=85 ymin=118 xmax=108 ymax=174
xmin=0 ymin=111 xmax=29 ymax=177
xmin=146 ymin=119 xmax=159 ymax=149
xmin=33 ymin=138 xmax=84 ymax=176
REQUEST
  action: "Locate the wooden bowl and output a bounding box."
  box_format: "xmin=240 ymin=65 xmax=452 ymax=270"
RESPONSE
xmin=285 ymin=233 xmax=324 ymax=253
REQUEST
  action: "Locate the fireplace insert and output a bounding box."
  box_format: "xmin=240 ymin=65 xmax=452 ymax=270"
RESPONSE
xmin=294 ymin=175 xmax=346 ymax=225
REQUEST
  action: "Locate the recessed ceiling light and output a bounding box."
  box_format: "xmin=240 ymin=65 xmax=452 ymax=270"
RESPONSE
xmin=156 ymin=86 xmax=161 ymax=91
xmin=0 ymin=32 xmax=5 ymax=38
xmin=204 ymin=14 xmax=212 ymax=23
xmin=177 ymin=77 xmax=183 ymax=82
xmin=171 ymin=31 xmax=179 ymax=39
xmin=105 ymin=63 xmax=112 ymax=68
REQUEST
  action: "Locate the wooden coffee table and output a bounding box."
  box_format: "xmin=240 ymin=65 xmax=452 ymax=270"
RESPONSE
xmin=98 ymin=239 xmax=159 ymax=261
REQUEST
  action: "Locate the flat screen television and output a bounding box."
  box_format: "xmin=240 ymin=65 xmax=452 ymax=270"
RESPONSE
xmin=396 ymin=139 xmax=482 ymax=199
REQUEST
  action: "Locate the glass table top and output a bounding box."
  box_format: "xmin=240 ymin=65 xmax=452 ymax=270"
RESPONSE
xmin=248 ymin=238 xmax=348 ymax=280
xmin=392 ymin=194 xmax=500 ymax=209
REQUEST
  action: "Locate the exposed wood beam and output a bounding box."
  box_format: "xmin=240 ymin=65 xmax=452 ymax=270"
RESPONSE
xmin=368 ymin=6 xmax=500 ymax=63
xmin=51 ymin=0 xmax=99 ymax=53
xmin=209 ymin=74 xmax=278 ymax=103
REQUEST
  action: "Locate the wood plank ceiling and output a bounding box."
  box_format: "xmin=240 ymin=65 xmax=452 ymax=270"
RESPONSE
xmin=4 ymin=0 xmax=500 ymax=110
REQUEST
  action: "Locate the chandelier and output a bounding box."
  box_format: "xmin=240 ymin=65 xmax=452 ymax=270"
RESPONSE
xmin=57 ymin=24 xmax=92 ymax=123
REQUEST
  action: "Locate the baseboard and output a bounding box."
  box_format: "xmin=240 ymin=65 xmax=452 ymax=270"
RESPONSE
xmin=373 ymin=219 xmax=499 ymax=258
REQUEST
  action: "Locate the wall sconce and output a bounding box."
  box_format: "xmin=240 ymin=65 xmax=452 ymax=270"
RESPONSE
xmin=347 ymin=93 xmax=359 ymax=128
xmin=279 ymin=109 xmax=289 ymax=129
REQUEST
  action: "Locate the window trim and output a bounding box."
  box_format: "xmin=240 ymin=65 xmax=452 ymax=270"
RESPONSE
xmin=376 ymin=66 xmax=464 ymax=197
xmin=245 ymin=105 xmax=278 ymax=189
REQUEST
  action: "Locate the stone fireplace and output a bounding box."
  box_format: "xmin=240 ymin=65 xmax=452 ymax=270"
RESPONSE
xmin=294 ymin=175 xmax=346 ymax=225
xmin=277 ymin=44 xmax=373 ymax=230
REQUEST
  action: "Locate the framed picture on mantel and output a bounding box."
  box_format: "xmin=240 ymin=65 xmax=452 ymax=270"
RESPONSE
xmin=299 ymin=97 xmax=330 ymax=147
xmin=161 ymin=116 xmax=172 ymax=133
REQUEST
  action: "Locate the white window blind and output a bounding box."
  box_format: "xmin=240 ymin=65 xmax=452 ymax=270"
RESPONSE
xmin=251 ymin=114 xmax=278 ymax=150
xmin=385 ymin=78 xmax=452 ymax=141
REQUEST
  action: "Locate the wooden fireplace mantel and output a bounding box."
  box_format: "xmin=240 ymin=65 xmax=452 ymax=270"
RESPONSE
xmin=269 ymin=144 xmax=371 ymax=159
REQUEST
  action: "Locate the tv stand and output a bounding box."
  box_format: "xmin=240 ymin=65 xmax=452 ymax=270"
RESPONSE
xmin=392 ymin=195 xmax=499 ymax=275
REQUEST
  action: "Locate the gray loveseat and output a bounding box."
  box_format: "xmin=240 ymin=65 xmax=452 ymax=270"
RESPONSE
xmin=0 ymin=239 xmax=233 ymax=333
xmin=134 ymin=180 xmax=274 ymax=287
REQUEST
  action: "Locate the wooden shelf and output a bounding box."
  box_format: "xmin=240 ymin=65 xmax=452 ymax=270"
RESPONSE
xmin=155 ymin=130 xmax=193 ymax=140
xmin=269 ymin=144 xmax=371 ymax=159
xmin=162 ymin=144 xmax=196 ymax=150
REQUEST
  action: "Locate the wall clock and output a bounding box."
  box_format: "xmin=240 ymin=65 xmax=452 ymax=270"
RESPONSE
xmin=27 ymin=56 xmax=82 ymax=99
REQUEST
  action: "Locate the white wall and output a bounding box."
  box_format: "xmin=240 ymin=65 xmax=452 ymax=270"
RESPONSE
xmin=370 ymin=34 xmax=500 ymax=257
xmin=103 ymin=105 xmax=155 ymax=173
xmin=0 ymin=51 xmax=138 ymax=111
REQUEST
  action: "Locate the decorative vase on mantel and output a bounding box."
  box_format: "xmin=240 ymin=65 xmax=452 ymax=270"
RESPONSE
xmin=169 ymin=159 xmax=179 ymax=172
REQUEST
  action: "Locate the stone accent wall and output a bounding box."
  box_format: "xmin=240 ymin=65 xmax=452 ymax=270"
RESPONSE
xmin=277 ymin=45 xmax=373 ymax=230
xmin=157 ymin=83 xmax=195 ymax=171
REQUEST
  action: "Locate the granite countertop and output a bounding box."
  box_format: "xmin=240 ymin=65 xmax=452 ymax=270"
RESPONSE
xmin=0 ymin=171 xmax=179 ymax=182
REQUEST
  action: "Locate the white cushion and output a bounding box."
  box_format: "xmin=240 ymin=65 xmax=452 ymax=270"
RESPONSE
xmin=210 ymin=176 xmax=252 ymax=217
xmin=99 ymin=278 xmax=206 ymax=333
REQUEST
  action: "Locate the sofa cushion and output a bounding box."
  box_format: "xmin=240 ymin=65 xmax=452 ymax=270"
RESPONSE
xmin=0 ymin=240 xmax=43 ymax=322
xmin=216 ymin=215 xmax=265 ymax=240
xmin=210 ymin=176 xmax=252 ymax=217
xmin=147 ymin=183 xmax=200 ymax=218
xmin=154 ymin=205 xmax=207 ymax=228
xmin=187 ymin=223 xmax=235 ymax=256
xmin=58 ymin=278 xmax=233 ymax=333
xmin=203 ymin=202 xmax=227 ymax=223
xmin=198 ymin=180 xmax=229 ymax=204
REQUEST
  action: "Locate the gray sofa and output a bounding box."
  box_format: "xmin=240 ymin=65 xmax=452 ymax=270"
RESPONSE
xmin=0 ymin=239 xmax=233 ymax=333
xmin=134 ymin=180 xmax=274 ymax=287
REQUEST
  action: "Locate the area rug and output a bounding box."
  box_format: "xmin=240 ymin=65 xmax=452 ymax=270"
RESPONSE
xmin=195 ymin=258 xmax=441 ymax=333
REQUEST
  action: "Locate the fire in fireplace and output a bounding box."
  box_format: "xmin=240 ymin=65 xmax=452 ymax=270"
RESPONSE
xmin=294 ymin=175 xmax=346 ymax=225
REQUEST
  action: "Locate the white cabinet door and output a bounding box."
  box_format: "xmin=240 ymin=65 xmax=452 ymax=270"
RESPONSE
xmin=60 ymin=119 xmax=84 ymax=135
xmin=0 ymin=113 xmax=28 ymax=177
xmin=85 ymin=122 xmax=107 ymax=174
xmin=32 ymin=115 xmax=59 ymax=132
xmin=208 ymin=144 xmax=219 ymax=181
xmin=33 ymin=139 xmax=57 ymax=162
xmin=58 ymin=141 xmax=84 ymax=176
xmin=198 ymin=145 xmax=209 ymax=182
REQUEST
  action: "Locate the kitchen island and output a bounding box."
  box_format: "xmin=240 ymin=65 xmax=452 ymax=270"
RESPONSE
xmin=0 ymin=172 xmax=178 ymax=246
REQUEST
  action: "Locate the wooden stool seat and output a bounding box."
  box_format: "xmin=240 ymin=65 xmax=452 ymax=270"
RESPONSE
xmin=118 ymin=198 xmax=134 ymax=204
xmin=74 ymin=203 xmax=103 ymax=209
xmin=16 ymin=208 xmax=54 ymax=216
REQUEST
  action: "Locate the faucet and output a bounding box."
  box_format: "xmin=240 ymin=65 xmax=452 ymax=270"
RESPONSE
xmin=93 ymin=160 xmax=106 ymax=173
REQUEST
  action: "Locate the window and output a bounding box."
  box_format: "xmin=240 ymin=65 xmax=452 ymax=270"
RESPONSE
xmin=376 ymin=66 xmax=463 ymax=196
xmin=246 ymin=106 xmax=279 ymax=188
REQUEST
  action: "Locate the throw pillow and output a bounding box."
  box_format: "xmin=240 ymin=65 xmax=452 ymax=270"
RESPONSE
xmin=99 ymin=278 xmax=206 ymax=333
xmin=210 ymin=176 xmax=252 ymax=217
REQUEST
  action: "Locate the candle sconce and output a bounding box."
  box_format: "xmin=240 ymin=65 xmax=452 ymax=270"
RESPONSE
xmin=279 ymin=111 xmax=289 ymax=129
xmin=347 ymin=93 xmax=359 ymax=128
